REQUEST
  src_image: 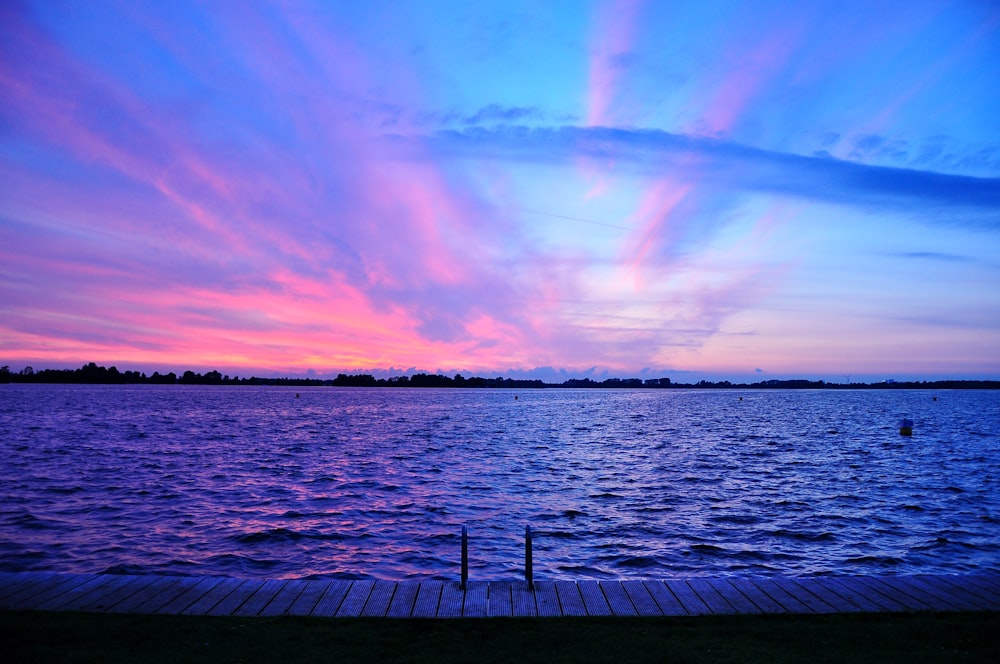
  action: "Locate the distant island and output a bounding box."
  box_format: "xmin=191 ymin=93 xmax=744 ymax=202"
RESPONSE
xmin=2 ymin=363 xmax=998 ymax=389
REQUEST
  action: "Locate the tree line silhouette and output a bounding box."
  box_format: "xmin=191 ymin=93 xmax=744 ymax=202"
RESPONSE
xmin=2 ymin=363 xmax=998 ymax=389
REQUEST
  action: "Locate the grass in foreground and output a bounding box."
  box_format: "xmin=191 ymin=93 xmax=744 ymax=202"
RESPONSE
xmin=3 ymin=610 xmax=999 ymax=663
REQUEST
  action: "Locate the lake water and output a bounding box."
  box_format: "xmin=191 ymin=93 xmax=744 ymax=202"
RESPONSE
xmin=1 ymin=385 xmax=998 ymax=581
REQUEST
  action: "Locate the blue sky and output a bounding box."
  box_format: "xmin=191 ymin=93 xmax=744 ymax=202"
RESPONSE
xmin=1 ymin=0 xmax=998 ymax=382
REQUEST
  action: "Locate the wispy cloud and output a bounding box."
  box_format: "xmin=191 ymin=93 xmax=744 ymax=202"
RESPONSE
xmin=585 ymin=0 xmax=643 ymax=126
xmin=891 ymin=251 xmax=977 ymax=263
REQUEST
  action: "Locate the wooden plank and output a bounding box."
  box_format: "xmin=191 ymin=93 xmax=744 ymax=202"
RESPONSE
xmin=789 ymin=578 xmax=858 ymax=613
xmin=34 ymin=574 xmax=121 ymax=611
xmin=181 ymin=577 xmax=247 ymax=615
xmin=532 ymin=580 xmax=562 ymax=617
xmin=553 ymin=580 xmax=587 ymax=617
xmin=84 ymin=575 xmax=161 ymax=612
xmin=642 ymin=580 xmax=689 ymax=616
xmin=487 ymin=581 xmax=513 ymax=617
xmin=6 ymin=573 xmax=96 ymax=609
xmin=823 ymin=576 xmax=903 ymax=612
xmin=285 ymin=579 xmax=331 ymax=616
xmin=577 ymin=580 xmax=612 ymax=616
xmin=205 ymin=579 xmax=266 ymax=616
xmin=309 ymin=581 xmax=352 ymax=617
xmin=621 ymin=580 xmax=662 ymax=616
xmin=916 ymin=574 xmax=995 ymax=610
xmin=706 ymin=579 xmax=764 ymax=615
xmin=753 ymin=578 xmax=834 ymax=613
xmin=411 ymin=580 xmax=443 ymax=618
xmin=663 ymin=580 xmax=712 ymax=615
xmin=1 ymin=572 xmax=68 ymax=606
xmin=875 ymin=576 xmax=951 ymax=611
xmin=939 ymin=574 xmax=998 ymax=606
xmin=965 ymin=572 xmax=1000 ymax=599
xmin=140 ymin=576 xmax=206 ymax=614
xmin=686 ymin=578 xmax=736 ymax=615
xmin=847 ymin=576 xmax=924 ymax=612
xmin=437 ymin=581 xmax=466 ymax=618
xmin=386 ymin=581 xmax=420 ymax=618
xmin=724 ymin=578 xmax=788 ymax=614
xmin=28 ymin=574 xmax=104 ymax=610
xmin=600 ymin=581 xmax=637 ymax=616
xmin=234 ymin=579 xmax=288 ymax=617
xmin=920 ymin=574 xmax=989 ymax=610
xmin=336 ymin=580 xmax=375 ymax=617
xmin=975 ymin=571 xmax=1000 ymax=591
xmin=361 ymin=580 xmax=397 ymax=617
xmin=934 ymin=574 xmax=1000 ymax=609
xmin=0 ymin=572 xmax=35 ymax=600
xmin=0 ymin=572 xmax=53 ymax=603
xmin=126 ymin=576 xmax=198 ymax=614
xmin=156 ymin=577 xmax=228 ymax=615
xmin=891 ymin=575 xmax=965 ymax=611
xmin=511 ymin=581 xmax=537 ymax=617
xmin=772 ymin=578 xmax=838 ymax=613
xmin=463 ymin=580 xmax=488 ymax=617
xmin=259 ymin=579 xmax=311 ymax=616
xmin=871 ymin=576 xmax=956 ymax=611
xmin=107 ymin=576 xmax=177 ymax=614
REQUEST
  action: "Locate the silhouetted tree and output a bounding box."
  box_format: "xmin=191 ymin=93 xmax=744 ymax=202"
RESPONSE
xmin=179 ymin=370 xmax=200 ymax=384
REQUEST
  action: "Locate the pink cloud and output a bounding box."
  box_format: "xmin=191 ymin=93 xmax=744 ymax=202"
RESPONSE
xmin=0 ymin=16 xmax=259 ymax=259
xmin=585 ymin=0 xmax=643 ymax=127
xmin=622 ymin=179 xmax=694 ymax=279
xmin=577 ymin=0 xmax=646 ymax=224
xmin=1 ymin=4 xmax=553 ymax=375
xmin=686 ymin=23 xmax=802 ymax=137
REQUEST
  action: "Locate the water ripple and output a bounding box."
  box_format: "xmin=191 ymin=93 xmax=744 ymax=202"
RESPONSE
xmin=1 ymin=384 xmax=998 ymax=580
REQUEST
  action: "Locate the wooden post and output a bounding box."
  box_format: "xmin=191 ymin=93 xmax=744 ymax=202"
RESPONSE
xmin=525 ymin=524 xmax=533 ymax=590
xmin=460 ymin=525 xmax=468 ymax=590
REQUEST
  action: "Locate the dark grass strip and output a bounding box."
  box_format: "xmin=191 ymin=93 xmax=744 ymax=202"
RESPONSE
xmin=3 ymin=610 xmax=999 ymax=664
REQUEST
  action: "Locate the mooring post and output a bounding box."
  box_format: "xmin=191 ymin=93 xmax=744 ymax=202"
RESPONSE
xmin=525 ymin=524 xmax=534 ymax=590
xmin=460 ymin=525 xmax=468 ymax=590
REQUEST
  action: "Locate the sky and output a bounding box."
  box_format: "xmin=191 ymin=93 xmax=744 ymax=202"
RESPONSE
xmin=1 ymin=0 xmax=999 ymax=383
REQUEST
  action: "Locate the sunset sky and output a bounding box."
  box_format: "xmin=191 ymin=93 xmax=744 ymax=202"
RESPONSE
xmin=2 ymin=1 xmax=998 ymax=382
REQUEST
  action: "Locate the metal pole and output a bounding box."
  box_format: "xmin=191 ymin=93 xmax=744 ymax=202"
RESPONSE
xmin=525 ymin=524 xmax=533 ymax=590
xmin=460 ymin=525 xmax=468 ymax=590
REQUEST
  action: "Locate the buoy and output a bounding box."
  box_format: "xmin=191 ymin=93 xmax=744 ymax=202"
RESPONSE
xmin=898 ymin=418 xmax=913 ymax=436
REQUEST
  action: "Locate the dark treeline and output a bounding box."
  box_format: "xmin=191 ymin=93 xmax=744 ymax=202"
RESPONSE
xmin=0 ymin=363 xmax=307 ymax=386
xmin=2 ymin=363 xmax=999 ymax=389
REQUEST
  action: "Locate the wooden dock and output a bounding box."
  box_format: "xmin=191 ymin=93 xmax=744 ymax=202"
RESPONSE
xmin=2 ymin=571 xmax=997 ymax=619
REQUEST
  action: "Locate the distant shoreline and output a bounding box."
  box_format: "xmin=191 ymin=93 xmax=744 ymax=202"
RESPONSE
xmin=2 ymin=362 xmax=998 ymax=389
